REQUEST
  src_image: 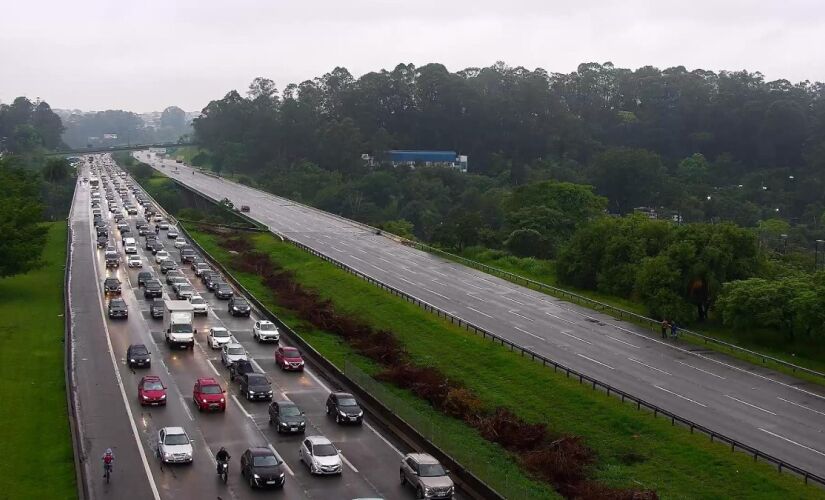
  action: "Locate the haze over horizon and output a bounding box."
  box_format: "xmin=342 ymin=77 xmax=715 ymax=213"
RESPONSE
xmin=2 ymin=0 xmax=824 ymax=112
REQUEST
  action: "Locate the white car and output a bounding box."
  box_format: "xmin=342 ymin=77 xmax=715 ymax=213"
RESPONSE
xmin=253 ymin=320 xmax=280 ymax=343
xmin=155 ymin=250 xmax=170 ymax=264
xmin=157 ymin=427 xmax=193 ymax=464
xmin=127 ymin=255 xmax=142 ymax=268
xmin=208 ymin=327 xmax=232 ymax=349
xmin=173 ymin=237 xmax=187 ymax=249
xmin=299 ymin=436 xmax=342 ymax=475
xmin=221 ymin=342 xmax=248 ymax=366
xmin=189 ymin=294 xmax=208 ymax=315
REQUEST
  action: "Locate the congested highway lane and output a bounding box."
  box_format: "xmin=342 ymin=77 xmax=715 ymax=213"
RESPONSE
xmin=72 ymin=155 xmax=427 ymax=499
xmin=138 ymin=151 xmax=825 ymax=477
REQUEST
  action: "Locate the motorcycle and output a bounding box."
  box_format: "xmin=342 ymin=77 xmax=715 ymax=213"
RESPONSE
xmin=217 ymin=460 xmax=229 ymax=483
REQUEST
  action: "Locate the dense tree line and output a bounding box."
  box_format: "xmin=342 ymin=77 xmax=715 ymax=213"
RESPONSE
xmin=61 ymin=106 xmax=190 ymax=149
xmin=0 ymin=97 xmax=65 ymax=153
xmin=188 ymin=62 xmax=825 ymax=330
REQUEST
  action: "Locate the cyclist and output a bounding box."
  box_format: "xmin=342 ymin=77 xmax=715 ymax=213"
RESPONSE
xmin=102 ymin=448 xmax=114 ymax=477
xmin=215 ymin=447 xmax=231 ymax=474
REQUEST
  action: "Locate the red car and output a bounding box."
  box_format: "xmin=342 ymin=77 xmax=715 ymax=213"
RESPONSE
xmin=193 ymin=377 xmax=226 ymax=412
xmin=138 ymin=375 xmax=167 ymax=406
xmin=275 ymin=347 xmax=305 ymax=371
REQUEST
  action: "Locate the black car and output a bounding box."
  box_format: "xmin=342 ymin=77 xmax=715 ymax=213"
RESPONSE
xmin=126 ymin=343 xmax=151 ymax=368
xmin=215 ymin=283 xmax=234 ymax=300
xmin=229 ymin=359 xmax=255 ymax=381
xmin=326 ymin=392 xmax=364 ymax=425
xmin=199 ymin=270 xmax=216 ymax=284
xmin=268 ymin=401 xmax=306 ymax=434
xmin=144 ymin=237 xmax=156 ymax=250
xmin=108 ymin=298 xmax=128 ymax=319
xmin=239 ymin=373 xmax=273 ymax=401
xmin=159 ymin=259 xmax=178 ymax=274
xmin=150 ymin=241 xmax=164 ymax=254
xmin=205 ymin=274 xmax=224 ymax=291
xmin=240 ymin=448 xmax=285 ymax=489
xmin=114 ymin=213 xmax=124 ymax=223
xmin=149 ymin=299 xmax=164 ymax=319
xmin=137 ymin=271 xmax=154 ymax=287
xmin=143 ymin=280 xmax=163 ymax=299
xmin=96 ymin=226 xmax=108 ymax=238
xmin=228 ymin=296 xmax=251 ymax=316
xmin=165 ymin=270 xmax=184 ymax=285
xmin=103 ymin=277 xmax=121 ymax=295
xmin=180 ymin=248 xmax=196 ymax=263
xmin=137 ymin=224 xmax=150 ymax=236
xmin=117 ymin=223 xmax=130 ymax=234
xmin=96 ymin=235 xmax=108 ymax=248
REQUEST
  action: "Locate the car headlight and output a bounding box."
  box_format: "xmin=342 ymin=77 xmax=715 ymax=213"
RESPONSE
xmin=202 ymin=399 xmax=207 ymax=403
xmin=280 ymin=422 xmax=288 ymax=427
xmin=357 ymin=411 xmax=363 ymax=417
xmin=160 ymin=394 xmax=166 ymax=399
xmin=142 ymin=395 xmax=149 ymax=400
xmin=130 ymin=358 xmax=135 ymax=362
xmin=232 ymin=306 xmax=238 ymax=310
xmin=220 ymin=398 xmax=225 ymax=402
xmin=267 ymin=390 xmax=273 ymax=394
xmin=163 ymin=452 xmax=173 ymax=459
xmin=339 ymin=410 xmax=347 ymax=416
xmin=253 ymin=474 xmax=260 ymax=479
xmin=249 ymin=391 xmax=254 ymax=396
xmin=279 ymin=473 xmax=285 ymax=478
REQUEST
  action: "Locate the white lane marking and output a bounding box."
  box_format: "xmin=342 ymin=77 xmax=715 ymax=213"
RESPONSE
xmin=544 ymin=311 xmax=576 ymax=325
xmin=466 ymin=306 xmax=493 ymax=319
xmin=398 ymin=276 xmax=417 ymax=286
xmin=576 ymin=353 xmax=615 ymax=370
xmin=363 ymin=421 xmax=403 ymax=456
xmin=606 ymin=336 xmax=639 ymax=349
xmin=676 ymin=360 xmax=726 ymax=380
xmin=429 ymin=269 xmax=449 ymax=278
xmin=250 ymin=359 xmax=266 ymax=374
xmin=628 ymin=357 xmax=672 ymax=376
xmin=370 ymin=264 xmax=388 ymax=273
xmin=503 ymin=296 xmax=527 ymax=306
xmin=232 ymin=395 xmax=252 ymax=418
xmin=269 ymin=444 xmax=295 ymax=476
xmin=461 ymin=280 xmax=486 ymax=290
xmin=355 ymin=248 xmax=368 ymax=254
xmin=179 ymin=395 xmax=194 ymax=421
xmin=86 ymin=211 xmax=162 ymax=500
xmin=304 ymin=368 xmax=332 ymax=393
xmin=467 ymin=294 xmax=487 ymax=304
xmin=561 ymin=331 xmax=592 ymax=345
xmin=777 ymin=397 xmax=825 ymax=417
xmin=655 ymin=385 xmax=707 ymax=407
xmin=507 ymin=310 xmax=534 ymax=322
xmin=340 ymin=453 xmax=359 ymax=472
xmin=350 ymin=255 xmax=366 ymax=263
xmin=514 ymin=326 xmax=543 ymax=340
xmin=422 ymin=287 xmax=450 ymax=300
xmin=725 ymin=395 xmax=777 ymax=416
xmin=331 ymin=246 xmax=345 ymax=253
xmin=758 ymin=428 xmax=825 ymax=458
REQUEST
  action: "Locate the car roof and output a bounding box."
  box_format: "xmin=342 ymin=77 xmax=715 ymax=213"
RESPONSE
xmin=227 ymin=342 xmax=243 ymax=348
xmin=248 ymin=447 xmax=274 ymax=456
xmin=306 ymin=435 xmax=332 ymax=445
xmin=405 ymin=453 xmax=440 ymax=464
xmin=129 ymin=343 xmax=147 ymax=350
xmin=259 ymin=319 xmax=274 ymax=324
xmin=333 ymin=391 xmax=354 ymax=398
xmin=275 ymin=400 xmax=297 ymax=408
xmin=197 ymin=377 xmax=220 ymax=386
xmin=162 ymin=426 xmax=186 ymax=435
xmin=211 ymin=326 xmax=228 ymax=332
xmin=141 ymin=375 xmax=161 ymax=383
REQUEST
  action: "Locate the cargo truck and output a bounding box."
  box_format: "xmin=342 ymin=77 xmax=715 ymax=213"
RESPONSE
xmin=163 ymin=300 xmax=195 ymax=349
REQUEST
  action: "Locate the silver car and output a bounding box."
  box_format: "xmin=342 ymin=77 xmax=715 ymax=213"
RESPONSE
xmin=400 ymin=453 xmax=454 ymax=499
xmin=221 ymin=343 xmax=248 ymax=366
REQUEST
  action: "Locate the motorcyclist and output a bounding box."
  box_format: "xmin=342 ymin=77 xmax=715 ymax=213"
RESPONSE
xmin=215 ymin=447 xmax=231 ymax=474
xmin=102 ymin=448 xmax=114 ymax=477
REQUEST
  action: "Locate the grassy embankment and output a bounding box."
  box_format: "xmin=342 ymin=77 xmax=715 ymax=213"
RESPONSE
xmin=456 ymin=246 xmax=825 ymax=383
xmin=185 ymin=225 xmax=821 ymax=500
xmin=0 ymin=222 xmax=76 ymax=499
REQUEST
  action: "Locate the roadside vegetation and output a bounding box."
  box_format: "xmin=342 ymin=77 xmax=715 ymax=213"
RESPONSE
xmin=0 ymin=222 xmax=76 ymax=499
xmin=183 ymin=224 xmax=820 ymax=499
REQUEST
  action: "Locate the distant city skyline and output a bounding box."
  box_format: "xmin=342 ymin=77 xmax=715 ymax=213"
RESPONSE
xmin=2 ymin=0 xmax=824 ymax=112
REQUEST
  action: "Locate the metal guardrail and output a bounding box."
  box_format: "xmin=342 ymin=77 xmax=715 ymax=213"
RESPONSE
xmin=64 ymin=183 xmax=89 ymax=500
xmin=151 ymin=162 xmax=825 ymax=489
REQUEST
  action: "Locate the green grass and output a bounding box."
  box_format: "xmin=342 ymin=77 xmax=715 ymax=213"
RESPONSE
xmin=186 ymin=226 xmax=823 ymax=500
xmin=0 ymin=222 xmax=76 ymax=499
xmin=456 ymin=246 xmax=825 ymax=385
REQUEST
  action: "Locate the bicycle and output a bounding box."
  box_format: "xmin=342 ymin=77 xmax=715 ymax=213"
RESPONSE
xmin=103 ymin=462 xmax=113 ymax=484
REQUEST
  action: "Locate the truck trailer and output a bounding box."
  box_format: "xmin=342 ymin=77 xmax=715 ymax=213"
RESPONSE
xmin=163 ymin=300 xmax=195 ymax=349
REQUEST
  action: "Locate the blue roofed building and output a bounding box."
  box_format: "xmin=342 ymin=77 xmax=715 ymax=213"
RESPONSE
xmin=363 ymin=150 xmax=468 ymax=172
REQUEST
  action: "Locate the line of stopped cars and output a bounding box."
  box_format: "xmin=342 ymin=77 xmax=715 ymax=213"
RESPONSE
xmin=91 ymin=157 xmax=455 ymax=497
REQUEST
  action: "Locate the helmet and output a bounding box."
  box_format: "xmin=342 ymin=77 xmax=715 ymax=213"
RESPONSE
xmin=219 ymin=446 xmax=226 ymax=452
xmin=105 ymin=448 xmax=113 ymax=455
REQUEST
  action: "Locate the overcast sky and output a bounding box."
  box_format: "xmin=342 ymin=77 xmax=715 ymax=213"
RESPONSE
xmin=2 ymin=0 xmax=824 ymax=112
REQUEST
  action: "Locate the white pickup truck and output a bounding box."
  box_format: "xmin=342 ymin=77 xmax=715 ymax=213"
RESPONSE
xmin=163 ymin=300 xmax=195 ymax=349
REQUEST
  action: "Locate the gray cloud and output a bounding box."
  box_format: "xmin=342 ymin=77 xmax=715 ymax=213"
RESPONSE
xmin=2 ymin=0 xmax=824 ymax=111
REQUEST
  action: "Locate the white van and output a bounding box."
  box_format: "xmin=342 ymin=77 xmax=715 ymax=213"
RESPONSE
xmin=123 ymin=237 xmax=137 ymax=254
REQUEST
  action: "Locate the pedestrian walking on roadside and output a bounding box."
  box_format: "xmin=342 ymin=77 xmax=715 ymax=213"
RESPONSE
xmin=661 ymin=319 xmax=669 ymax=339
xmin=155 ymin=224 xmax=160 ymax=235
xmin=670 ymin=322 xmax=678 ymax=340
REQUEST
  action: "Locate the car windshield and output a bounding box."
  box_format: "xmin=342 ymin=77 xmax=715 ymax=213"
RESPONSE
xmin=191 ymin=298 xmax=204 ymax=304
xmin=228 ymin=347 xmax=245 ymax=355
xmin=200 ymin=385 xmax=222 ymax=394
xmin=281 ymin=406 xmax=301 ymax=417
xmin=179 ymin=285 xmax=192 ymax=291
xmin=312 ymin=444 xmax=337 ymax=457
xmin=171 ymin=324 xmax=192 ymax=333
xmin=260 ymin=323 xmax=275 ymax=330
xmin=418 ymin=463 xmax=447 ymax=477
xmin=283 ymin=348 xmax=300 ymax=357
xmin=164 ymin=433 xmax=189 ymax=446
xmin=253 ymin=455 xmax=281 ymax=467
xmin=212 ymin=329 xmax=229 ymax=338
xmin=144 ymin=380 xmax=163 ymax=390
xmin=248 ymin=376 xmax=268 ymax=386
xmin=338 ymin=398 xmax=358 ymax=407
xmin=131 ymin=346 xmax=147 ymax=355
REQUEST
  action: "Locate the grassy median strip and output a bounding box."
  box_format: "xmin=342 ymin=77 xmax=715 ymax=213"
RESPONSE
xmin=186 ymin=226 xmax=821 ymax=499
xmin=0 ymin=222 xmax=76 ymax=499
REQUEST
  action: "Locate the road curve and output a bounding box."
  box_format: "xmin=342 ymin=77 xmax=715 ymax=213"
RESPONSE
xmin=139 ymin=151 xmax=825 ymax=477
